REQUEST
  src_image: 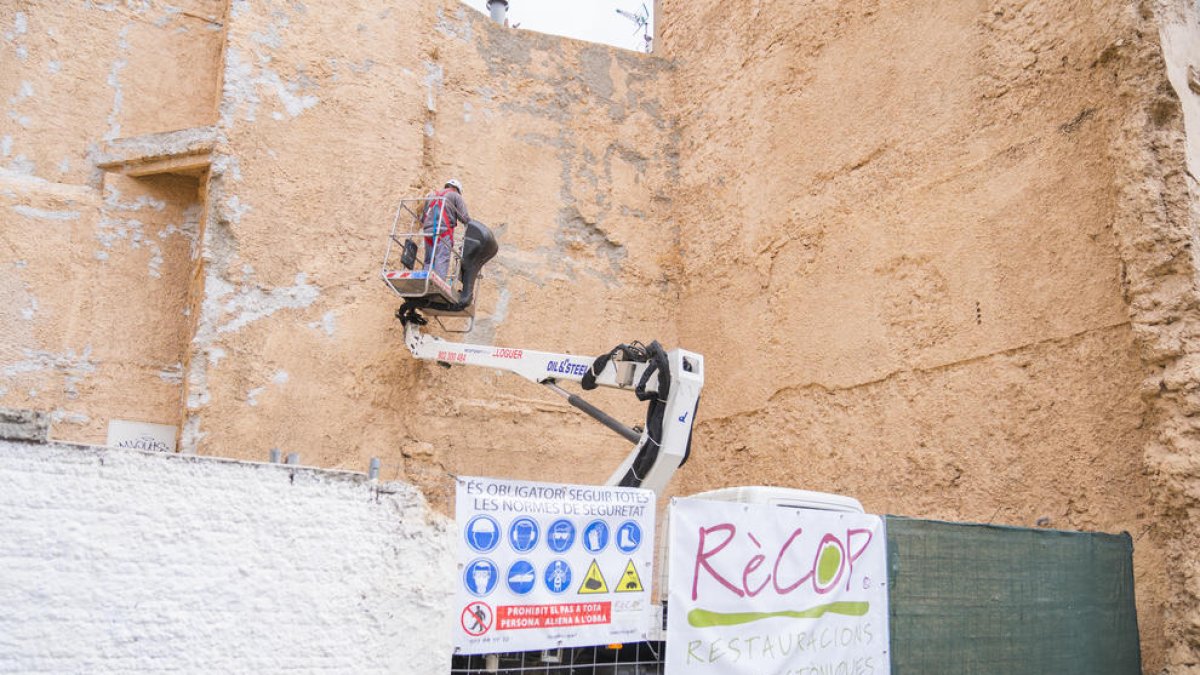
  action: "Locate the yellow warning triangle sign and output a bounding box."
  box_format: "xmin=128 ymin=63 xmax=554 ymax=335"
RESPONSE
xmin=577 ymin=559 xmax=609 ymax=594
xmin=615 ymin=559 xmax=644 ymax=593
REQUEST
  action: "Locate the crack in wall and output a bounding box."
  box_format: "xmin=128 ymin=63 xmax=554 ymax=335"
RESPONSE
xmin=699 ymin=320 xmax=1137 ymax=426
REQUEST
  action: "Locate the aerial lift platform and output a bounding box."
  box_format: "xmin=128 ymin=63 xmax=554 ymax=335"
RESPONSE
xmin=379 ymin=196 xmax=876 ymax=672
xmin=381 ymin=194 xmax=701 ymax=493
xmin=381 ymin=196 xmax=499 ymax=332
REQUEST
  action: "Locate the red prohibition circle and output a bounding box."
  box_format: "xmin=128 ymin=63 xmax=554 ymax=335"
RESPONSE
xmin=461 ymin=602 xmax=493 ymax=636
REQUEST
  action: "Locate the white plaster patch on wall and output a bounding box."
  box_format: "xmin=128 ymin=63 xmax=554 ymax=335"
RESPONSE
xmin=219 ymin=45 xmax=319 ymax=126
xmin=104 ymin=184 xmax=167 ymax=212
xmin=307 ymin=310 xmax=336 ymax=336
xmin=93 ymin=215 xmax=163 ymax=273
xmin=216 ymin=273 xmax=320 ymax=334
xmin=5 ymin=155 xmax=34 ymax=175
xmin=0 ymin=439 xmax=456 ymax=672
xmin=1 ymin=136 xmax=11 ymax=157
xmin=250 ymin=17 xmax=285 ymax=50
xmin=148 ymin=246 xmax=164 ymax=278
xmin=104 ymin=25 xmax=131 ymax=141
xmin=158 ymin=362 xmax=183 ymax=385
xmin=1 ymin=347 xmax=96 ymax=400
xmin=20 ymin=295 xmax=37 ymax=321
xmin=424 ymin=61 xmax=444 ymax=113
xmin=84 ymin=142 xmax=105 ymax=188
xmin=211 ymin=154 xmax=242 ymax=182
xmin=154 ymin=4 xmax=182 ymax=28
xmin=12 ymin=80 xmax=33 ymax=101
xmin=434 ymin=6 xmax=473 ymax=43
xmin=179 ymin=414 xmax=203 ymax=454
xmin=49 ymin=409 xmax=90 ymax=425
xmin=6 ymin=111 xmax=32 ymax=129
xmin=225 ymin=194 xmax=250 ymax=223
xmin=228 ymin=0 xmax=249 ymax=20
xmin=10 ymin=204 xmax=81 ymax=221
xmin=196 ymin=270 xmax=235 ymax=343
xmin=247 ymin=370 xmax=288 ymax=407
xmin=5 ymin=12 xmax=29 ymax=61
xmin=5 ymin=79 xmax=33 ymax=128
xmin=46 ymin=61 xmax=60 ymax=74
xmin=267 ymin=69 xmax=319 ymax=118
xmin=346 ymin=58 xmax=375 ymax=74
xmin=468 ymin=286 xmax=511 ymax=344
xmin=163 ymin=204 xmax=203 ymax=260
xmin=185 ymin=354 xmax=211 ymax=409
xmin=94 ymin=188 xmax=183 ymax=276
xmin=491 ymin=285 xmax=512 ymax=325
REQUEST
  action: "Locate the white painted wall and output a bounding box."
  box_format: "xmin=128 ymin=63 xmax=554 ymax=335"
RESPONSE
xmin=0 ymin=439 xmax=455 ymax=673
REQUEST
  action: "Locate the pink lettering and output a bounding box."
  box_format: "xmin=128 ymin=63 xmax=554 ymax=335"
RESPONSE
xmin=772 ymin=527 xmax=813 ymax=594
xmin=692 ymin=523 xmax=742 ymax=600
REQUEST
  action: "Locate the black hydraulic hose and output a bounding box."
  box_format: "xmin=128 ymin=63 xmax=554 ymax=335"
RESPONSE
xmin=543 ymin=382 xmax=641 ymax=444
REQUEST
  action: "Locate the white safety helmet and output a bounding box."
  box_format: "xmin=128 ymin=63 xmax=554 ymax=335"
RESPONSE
xmin=444 ymin=178 xmax=463 ymax=193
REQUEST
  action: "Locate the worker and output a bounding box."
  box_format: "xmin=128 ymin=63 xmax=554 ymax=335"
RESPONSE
xmin=422 ymin=178 xmax=471 ymax=279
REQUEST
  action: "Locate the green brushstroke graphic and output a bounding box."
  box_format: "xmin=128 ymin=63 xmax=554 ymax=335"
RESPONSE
xmin=688 ymin=602 xmax=870 ymax=628
xmin=816 ymin=543 xmax=842 ymax=586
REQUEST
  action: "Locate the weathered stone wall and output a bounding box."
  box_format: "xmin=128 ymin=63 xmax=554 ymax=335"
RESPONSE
xmin=1 ymin=1 xmax=222 ymax=443
xmin=3 ymin=0 xmax=1199 ymax=670
xmin=1112 ymin=0 xmax=1200 ymax=669
xmin=657 ymin=0 xmax=1197 ymax=669
xmin=0 ymin=437 xmax=453 ymax=673
xmin=2 ymin=1 xmax=677 ymax=507
xmin=186 ymin=1 xmax=677 ymax=507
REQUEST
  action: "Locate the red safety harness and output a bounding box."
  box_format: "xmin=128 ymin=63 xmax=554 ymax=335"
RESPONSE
xmin=424 ymin=188 xmax=456 ymax=245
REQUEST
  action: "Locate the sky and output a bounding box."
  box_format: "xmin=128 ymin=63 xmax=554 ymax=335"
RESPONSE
xmin=457 ymin=0 xmax=655 ymax=53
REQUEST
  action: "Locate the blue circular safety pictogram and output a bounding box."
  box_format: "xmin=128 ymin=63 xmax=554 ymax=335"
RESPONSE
xmin=615 ymin=520 xmax=643 ymax=554
xmin=506 ymin=560 xmax=537 ymax=595
xmin=509 ymin=517 xmax=540 ymax=553
xmin=582 ymin=520 xmax=609 ymax=553
xmin=546 ymin=518 xmax=576 ymax=553
xmin=465 ymin=515 xmax=501 ymax=553
xmin=543 ymin=558 xmax=572 ymax=594
xmin=464 ymin=558 xmax=499 ymax=597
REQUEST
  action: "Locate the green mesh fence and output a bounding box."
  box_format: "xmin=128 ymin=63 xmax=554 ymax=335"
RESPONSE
xmin=885 ymin=517 xmax=1140 ymax=674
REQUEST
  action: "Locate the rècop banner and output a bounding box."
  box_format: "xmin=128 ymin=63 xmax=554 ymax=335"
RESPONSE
xmin=666 ymin=497 xmax=891 ymax=674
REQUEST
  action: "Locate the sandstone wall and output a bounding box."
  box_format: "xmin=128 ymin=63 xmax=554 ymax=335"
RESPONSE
xmin=184 ymin=1 xmax=678 ymax=508
xmin=657 ymin=0 xmax=1197 ymax=669
xmin=3 ymin=0 xmax=1199 ymax=670
xmin=1 ymin=1 xmax=678 ymax=508
xmin=1115 ymin=0 xmax=1200 ymax=668
xmin=0 ymin=437 xmax=453 ymax=673
xmin=0 ymin=1 xmax=222 ymax=442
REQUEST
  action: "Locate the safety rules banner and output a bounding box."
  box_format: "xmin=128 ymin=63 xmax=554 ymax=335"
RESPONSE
xmin=453 ymin=476 xmax=656 ymax=655
xmin=666 ymin=498 xmax=890 ymax=674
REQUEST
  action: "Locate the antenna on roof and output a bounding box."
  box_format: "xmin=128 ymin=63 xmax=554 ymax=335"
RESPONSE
xmin=615 ymin=3 xmax=652 ymax=53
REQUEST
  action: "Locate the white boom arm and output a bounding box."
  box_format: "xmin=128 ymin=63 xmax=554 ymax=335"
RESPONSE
xmin=404 ymin=322 xmax=703 ymax=496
